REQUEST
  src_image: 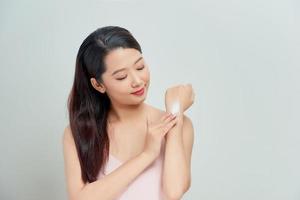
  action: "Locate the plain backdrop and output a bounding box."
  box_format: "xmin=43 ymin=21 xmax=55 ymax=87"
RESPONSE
xmin=1 ymin=0 xmax=299 ymax=199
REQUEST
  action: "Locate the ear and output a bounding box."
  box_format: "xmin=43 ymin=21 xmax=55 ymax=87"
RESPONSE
xmin=90 ymin=77 xmax=106 ymax=93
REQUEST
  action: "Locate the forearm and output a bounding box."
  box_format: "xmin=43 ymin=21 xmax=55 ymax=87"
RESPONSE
xmin=77 ymin=152 xmax=154 ymax=200
xmin=162 ymin=114 xmax=189 ymax=199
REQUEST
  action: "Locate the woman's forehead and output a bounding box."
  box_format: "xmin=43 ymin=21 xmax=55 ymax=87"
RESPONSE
xmin=104 ymin=48 xmax=142 ymax=73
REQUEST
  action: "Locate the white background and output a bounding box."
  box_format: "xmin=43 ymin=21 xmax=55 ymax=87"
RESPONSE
xmin=1 ymin=0 xmax=299 ymax=199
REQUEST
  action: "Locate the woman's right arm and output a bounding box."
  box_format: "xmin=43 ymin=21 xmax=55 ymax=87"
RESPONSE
xmin=62 ymin=125 xmax=154 ymax=200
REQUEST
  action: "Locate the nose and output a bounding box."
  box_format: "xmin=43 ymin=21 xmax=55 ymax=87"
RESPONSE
xmin=131 ymin=72 xmax=143 ymax=88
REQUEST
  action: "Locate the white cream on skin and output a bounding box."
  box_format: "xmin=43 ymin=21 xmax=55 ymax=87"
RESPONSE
xmin=170 ymin=100 xmax=180 ymax=116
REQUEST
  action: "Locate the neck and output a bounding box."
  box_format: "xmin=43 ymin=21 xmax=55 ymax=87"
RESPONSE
xmin=108 ymin=102 xmax=147 ymax=124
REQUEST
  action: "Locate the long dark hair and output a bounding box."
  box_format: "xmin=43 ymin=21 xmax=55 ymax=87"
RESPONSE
xmin=67 ymin=26 xmax=142 ymax=183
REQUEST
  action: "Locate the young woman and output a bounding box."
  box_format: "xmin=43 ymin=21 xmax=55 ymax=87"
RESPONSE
xmin=62 ymin=26 xmax=195 ymax=200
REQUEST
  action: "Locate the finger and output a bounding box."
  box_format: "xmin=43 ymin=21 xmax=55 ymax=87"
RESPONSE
xmin=152 ymin=115 xmax=171 ymax=130
xmin=161 ymin=121 xmax=177 ymax=136
xmin=165 ymin=118 xmax=178 ymax=131
xmin=150 ymin=113 xmax=169 ymax=129
xmin=161 ymin=116 xmax=177 ymax=135
xmin=160 ymin=112 xmax=172 ymax=121
xmin=161 ymin=114 xmax=176 ymax=126
xmin=169 ymin=116 xmax=178 ymax=126
xmin=154 ymin=114 xmax=172 ymax=129
xmin=156 ymin=113 xmax=175 ymax=128
xmin=163 ymin=113 xmax=176 ymax=123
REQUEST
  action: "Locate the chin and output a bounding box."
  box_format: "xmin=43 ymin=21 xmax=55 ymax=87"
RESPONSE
xmin=131 ymin=93 xmax=147 ymax=104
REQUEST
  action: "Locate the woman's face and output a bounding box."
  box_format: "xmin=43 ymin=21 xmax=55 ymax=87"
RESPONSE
xmin=99 ymin=47 xmax=150 ymax=105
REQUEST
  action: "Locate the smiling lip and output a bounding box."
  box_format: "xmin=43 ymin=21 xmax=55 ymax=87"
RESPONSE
xmin=131 ymin=87 xmax=144 ymax=95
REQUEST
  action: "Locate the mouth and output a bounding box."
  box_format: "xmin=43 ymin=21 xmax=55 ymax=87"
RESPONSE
xmin=131 ymin=87 xmax=145 ymax=95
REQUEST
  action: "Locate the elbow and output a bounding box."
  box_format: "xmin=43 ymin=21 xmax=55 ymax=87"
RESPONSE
xmin=164 ymin=191 xmax=184 ymax=200
xmin=164 ymin=180 xmax=191 ymax=200
xmin=163 ymin=186 xmax=185 ymax=200
xmin=183 ymin=178 xmax=191 ymax=193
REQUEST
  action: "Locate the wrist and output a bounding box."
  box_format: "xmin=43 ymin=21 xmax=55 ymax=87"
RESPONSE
xmin=166 ymin=107 xmax=184 ymax=115
xmin=166 ymin=100 xmax=183 ymax=115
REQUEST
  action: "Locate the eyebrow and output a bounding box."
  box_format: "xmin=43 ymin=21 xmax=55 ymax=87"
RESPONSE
xmin=111 ymin=56 xmax=143 ymax=76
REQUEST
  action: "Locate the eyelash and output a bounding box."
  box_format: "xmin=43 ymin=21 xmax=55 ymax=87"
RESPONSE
xmin=116 ymin=66 xmax=145 ymax=80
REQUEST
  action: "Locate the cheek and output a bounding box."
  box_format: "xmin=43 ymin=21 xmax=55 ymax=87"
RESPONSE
xmin=103 ymin=79 xmax=124 ymax=94
xmin=101 ymin=76 xmax=129 ymax=97
xmin=108 ymin=84 xmax=128 ymax=98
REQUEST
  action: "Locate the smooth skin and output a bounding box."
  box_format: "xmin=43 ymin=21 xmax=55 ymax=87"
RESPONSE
xmin=62 ymin=47 xmax=194 ymax=200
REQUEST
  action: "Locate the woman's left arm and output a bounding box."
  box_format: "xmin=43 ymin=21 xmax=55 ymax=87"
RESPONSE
xmin=162 ymin=112 xmax=194 ymax=200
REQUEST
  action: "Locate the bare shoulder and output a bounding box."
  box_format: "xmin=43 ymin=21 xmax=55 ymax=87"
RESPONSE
xmin=62 ymin=124 xmax=74 ymax=145
xmin=62 ymin=124 xmax=77 ymax=157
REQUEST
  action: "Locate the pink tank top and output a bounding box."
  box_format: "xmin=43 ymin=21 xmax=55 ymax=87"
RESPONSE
xmin=97 ymin=138 xmax=166 ymax=200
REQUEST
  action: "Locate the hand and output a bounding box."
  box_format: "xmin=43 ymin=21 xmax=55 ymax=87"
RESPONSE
xmin=142 ymin=112 xmax=178 ymax=160
xmin=165 ymin=84 xmax=195 ymax=114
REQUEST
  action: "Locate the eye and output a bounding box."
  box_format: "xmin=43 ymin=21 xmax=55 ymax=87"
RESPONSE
xmin=137 ymin=65 xmax=145 ymax=70
xmin=116 ymin=76 xmax=127 ymax=80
